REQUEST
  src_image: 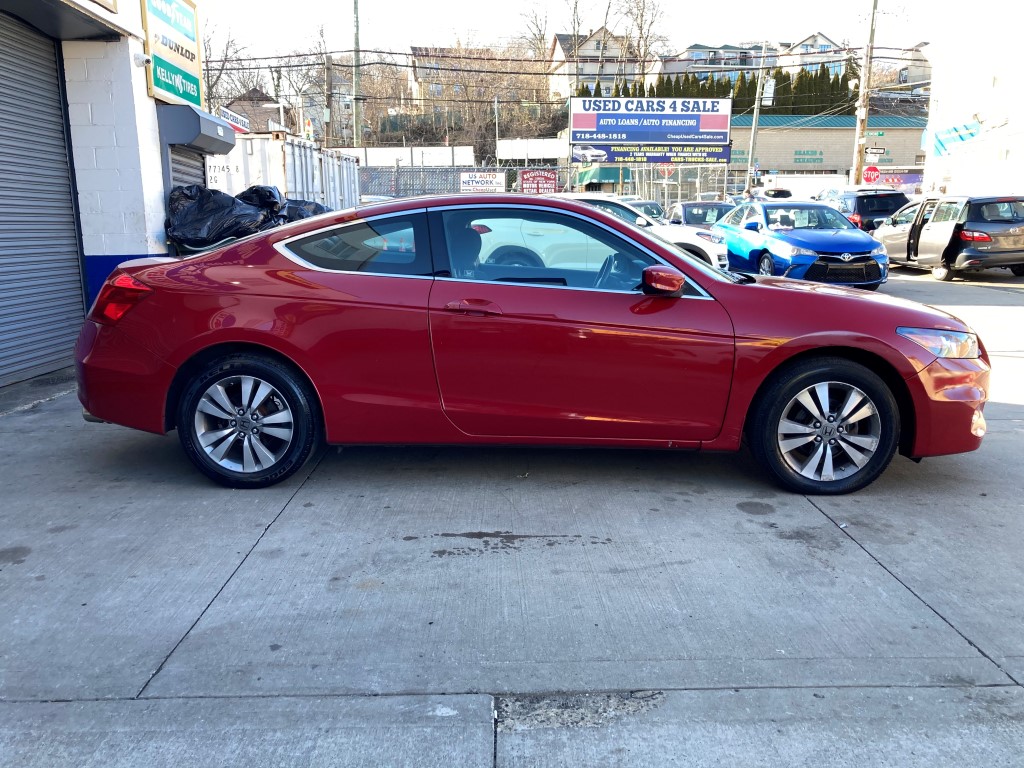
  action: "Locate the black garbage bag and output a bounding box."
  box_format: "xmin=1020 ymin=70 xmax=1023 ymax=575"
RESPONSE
xmin=166 ymin=185 xmax=271 ymax=250
xmin=281 ymin=198 xmax=331 ymax=222
xmin=235 ymin=185 xmax=286 ymax=213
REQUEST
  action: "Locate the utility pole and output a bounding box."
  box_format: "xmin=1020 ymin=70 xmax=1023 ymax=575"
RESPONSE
xmin=745 ymin=41 xmax=768 ymax=190
xmin=851 ymin=0 xmax=879 ymax=184
xmin=494 ymin=95 xmax=499 ymax=166
xmin=325 ymin=54 xmax=333 ymax=147
xmin=353 ymin=0 xmax=362 ymax=147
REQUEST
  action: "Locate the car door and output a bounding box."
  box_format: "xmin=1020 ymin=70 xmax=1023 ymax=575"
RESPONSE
xmin=875 ymin=202 xmax=920 ymax=262
xmin=426 ymin=205 xmax=735 ymax=443
xmin=915 ymin=198 xmax=965 ymax=267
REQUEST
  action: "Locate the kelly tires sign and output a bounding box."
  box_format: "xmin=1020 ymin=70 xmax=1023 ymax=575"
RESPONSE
xmin=142 ymin=0 xmax=202 ymax=108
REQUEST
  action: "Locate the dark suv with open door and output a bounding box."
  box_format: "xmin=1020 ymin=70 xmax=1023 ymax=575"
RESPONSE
xmin=817 ymin=188 xmax=911 ymax=232
xmin=874 ymin=195 xmax=1024 ymax=281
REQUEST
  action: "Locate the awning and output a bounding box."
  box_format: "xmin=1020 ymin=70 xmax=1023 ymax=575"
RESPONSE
xmin=157 ymin=104 xmax=236 ymax=155
xmin=575 ymin=166 xmax=633 ymax=185
xmin=0 ymin=0 xmax=128 ymax=40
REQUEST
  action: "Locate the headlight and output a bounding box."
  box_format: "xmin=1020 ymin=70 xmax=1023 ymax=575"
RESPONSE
xmin=771 ymin=242 xmax=817 ymax=258
xmin=695 ymin=231 xmax=724 ymax=244
xmin=897 ymin=327 xmax=979 ymax=358
xmin=870 ymin=244 xmax=887 ymax=257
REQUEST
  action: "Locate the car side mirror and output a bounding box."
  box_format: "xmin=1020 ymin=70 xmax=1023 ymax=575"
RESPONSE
xmin=641 ymin=265 xmax=686 ymax=297
xmin=669 ymin=218 xmax=681 ymax=225
xmin=635 ymin=216 xmax=650 ymax=227
xmin=743 ymin=221 xmax=760 ymax=231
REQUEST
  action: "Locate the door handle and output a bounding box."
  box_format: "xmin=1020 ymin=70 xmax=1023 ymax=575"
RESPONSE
xmin=443 ymin=299 xmax=503 ymax=316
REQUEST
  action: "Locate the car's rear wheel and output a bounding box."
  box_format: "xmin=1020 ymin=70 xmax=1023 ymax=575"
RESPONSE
xmin=1010 ymin=265 xmax=1024 ymax=277
xmin=758 ymin=253 xmax=774 ymax=275
xmin=748 ymin=358 xmax=899 ymax=494
xmin=931 ymin=262 xmax=955 ymax=281
xmin=177 ymin=354 xmax=321 ymax=488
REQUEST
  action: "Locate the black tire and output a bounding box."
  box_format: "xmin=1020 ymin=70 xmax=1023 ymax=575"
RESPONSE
xmin=177 ymin=353 xmax=321 ymax=488
xmin=931 ymin=262 xmax=955 ymax=281
xmin=856 ymin=283 xmax=881 ymax=291
xmin=680 ymin=247 xmax=713 ymax=266
xmin=1010 ymin=265 xmax=1024 ymax=277
xmin=758 ymin=253 xmax=774 ymax=276
xmin=748 ymin=358 xmax=899 ymax=495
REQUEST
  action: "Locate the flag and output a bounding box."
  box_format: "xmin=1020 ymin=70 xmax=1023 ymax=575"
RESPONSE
xmin=572 ymin=112 xmax=597 ymax=130
xmin=699 ymin=113 xmax=729 ymax=132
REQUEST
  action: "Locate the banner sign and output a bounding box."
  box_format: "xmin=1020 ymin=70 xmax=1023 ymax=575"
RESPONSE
xmin=142 ymin=0 xmax=203 ymax=108
xmin=584 ymin=144 xmax=732 ymax=165
xmin=459 ymin=171 xmax=505 ymax=193
xmin=218 ymin=106 xmax=250 ymax=133
xmin=569 ymin=97 xmax=732 ymax=145
xmin=517 ymin=169 xmax=558 ymax=194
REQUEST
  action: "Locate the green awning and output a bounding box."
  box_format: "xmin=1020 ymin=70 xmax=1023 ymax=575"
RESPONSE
xmin=575 ymin=166 xmax=632 ymax=185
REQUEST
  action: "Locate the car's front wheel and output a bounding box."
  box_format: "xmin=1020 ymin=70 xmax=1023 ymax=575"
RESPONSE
xmin=757 ymin=253 xmax=774 ymax=276
xmin=177 ymin=354 xmax=321 ymax=488
xmin=748 ymin=358 xmax=899 ymax=494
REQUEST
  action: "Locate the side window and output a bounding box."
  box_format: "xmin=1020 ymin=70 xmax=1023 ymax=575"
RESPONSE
xmin=284 ymin=213 xmax=431 ymax=275
xmin=930 ymin=201 xmax=962 ymax=224
xmin=438 ymin=208 xmax=656 ymax=292
xmin=722 ymin=206 xmax=745 ymax=227
xmin=894 ymin=204 xmax=920 ymax=225
xmin=589 ymin=200 xmax=641 ymax=225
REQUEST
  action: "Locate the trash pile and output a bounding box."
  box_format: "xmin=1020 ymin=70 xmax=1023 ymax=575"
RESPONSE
xmin=165 ymin=185 xmax=332 ymax=252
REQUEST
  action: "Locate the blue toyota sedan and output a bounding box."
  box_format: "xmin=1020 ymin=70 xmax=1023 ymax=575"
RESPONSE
xmin=712 ymin=202 xmax=888 ymax=289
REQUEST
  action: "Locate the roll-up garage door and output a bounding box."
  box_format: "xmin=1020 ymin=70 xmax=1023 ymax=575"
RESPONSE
xmin=0 ymin=13 xmax=83 ymax=387
xmin=170 ymin=146 xmax=207 ymax=188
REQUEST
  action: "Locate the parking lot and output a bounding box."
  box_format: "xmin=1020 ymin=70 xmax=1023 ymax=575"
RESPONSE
xmin=1 ymin=268 xmax=1023 ymax=766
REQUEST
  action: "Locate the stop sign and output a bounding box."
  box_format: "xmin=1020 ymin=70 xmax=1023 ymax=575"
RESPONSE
xmin=863 ymin=165 xmax=880 ymax=184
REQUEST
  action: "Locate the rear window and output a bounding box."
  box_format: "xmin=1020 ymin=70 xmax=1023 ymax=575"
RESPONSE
xmin=969 ymin=199 xmax=1024 ymax=222
xmin=858 ymin=193 xmax=910 ymax=215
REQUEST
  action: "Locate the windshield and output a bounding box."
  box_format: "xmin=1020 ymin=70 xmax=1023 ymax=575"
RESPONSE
xmin=764 ymin=204 xmax=857 ymax=230
xmin=636 ymin=201 xmax=665 ymax=219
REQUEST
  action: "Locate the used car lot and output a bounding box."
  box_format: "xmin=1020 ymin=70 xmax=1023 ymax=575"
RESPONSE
xmin=77 ymin=194 xmax=988 ymax=495
xmin=4 ymin=270 xmax=1024 ymax=765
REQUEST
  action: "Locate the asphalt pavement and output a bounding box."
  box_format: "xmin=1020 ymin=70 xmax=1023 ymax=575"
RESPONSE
xmin=1 ymin=268 xmax=1023 ymax=766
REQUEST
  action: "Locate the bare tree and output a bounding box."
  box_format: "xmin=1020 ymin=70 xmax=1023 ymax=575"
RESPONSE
xmin=520 ymin=7 xmax=549 ymax=61
xmin=202 ymin=28 xmax=246 ymax=112
xmin=617 ymin=0 xmax=667 ymax=84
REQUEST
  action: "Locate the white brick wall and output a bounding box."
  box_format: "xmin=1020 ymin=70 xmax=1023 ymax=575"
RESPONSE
xmin=63 ymin=37 xmax=168 ymax=257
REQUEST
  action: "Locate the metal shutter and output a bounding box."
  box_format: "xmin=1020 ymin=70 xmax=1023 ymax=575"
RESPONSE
xmin=170 ymin=146 xmax=207 ymax=188
xmin=0 ymin=13 xmax=84 ymax=387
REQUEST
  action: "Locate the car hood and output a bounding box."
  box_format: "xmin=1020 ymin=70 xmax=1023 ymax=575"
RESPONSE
xmin=753 ymin=276 xmax=971 ymax=332
xmin=775 ymin=229 xmax=879 ymax=251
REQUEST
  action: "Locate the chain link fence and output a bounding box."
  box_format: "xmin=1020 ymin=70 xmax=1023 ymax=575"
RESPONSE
xmin=357 ymin=163 xmax=742 ymax=206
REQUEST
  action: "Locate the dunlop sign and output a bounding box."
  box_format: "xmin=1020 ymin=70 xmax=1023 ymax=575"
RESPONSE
xmin=142 ymin=0 xmax=202 ymax=108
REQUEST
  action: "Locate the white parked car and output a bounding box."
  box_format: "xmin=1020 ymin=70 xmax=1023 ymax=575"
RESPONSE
xmin=547 ymin=193 xmax=729 ymax=269
xmin=571 ymin=145 xmax=608 ymax=162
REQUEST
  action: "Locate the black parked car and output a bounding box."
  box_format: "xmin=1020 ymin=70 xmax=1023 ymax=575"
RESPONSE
xmin=873 ymin=195 xmax=1024 ymax=281
xmin=816 ymin=187 xmax=911 ymax=231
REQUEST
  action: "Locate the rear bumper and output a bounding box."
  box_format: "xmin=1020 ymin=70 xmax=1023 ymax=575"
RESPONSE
xmin=75 ymin=320 xmax=176 ymax=435
xmin=953 ymin=249 xmax=1024 ymax=269
xmin=906 ymin=356 xmax=990 ymax=458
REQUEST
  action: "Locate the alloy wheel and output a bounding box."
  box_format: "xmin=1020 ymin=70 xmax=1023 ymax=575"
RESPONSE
xmin=775 ymin=380 xmax=881 ymax=483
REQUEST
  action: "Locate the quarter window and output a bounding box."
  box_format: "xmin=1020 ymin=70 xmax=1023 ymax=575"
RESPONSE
xmin=930 ymin=201 xmax=963 ymax=224
xmin=284 ymin=213 xmax=432 ymax=276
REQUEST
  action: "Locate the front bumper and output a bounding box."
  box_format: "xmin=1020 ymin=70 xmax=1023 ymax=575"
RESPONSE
xmin=905 ymin=355 xmax=990 ymax=458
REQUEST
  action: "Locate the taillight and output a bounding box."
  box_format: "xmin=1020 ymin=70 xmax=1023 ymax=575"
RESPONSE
xmin=960 ymin=229 xmax=993 ymax=242
xmin=470 ymin=224 xmax=492 ymax=234
xmin=848 ymin=213 xmax=863 ymax=228
xmin=88 ymin=272 xmax=153 ymax=324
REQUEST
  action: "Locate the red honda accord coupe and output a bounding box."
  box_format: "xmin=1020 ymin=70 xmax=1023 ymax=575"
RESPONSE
xmin=76 ymin=194 xmax=990 ymax=494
